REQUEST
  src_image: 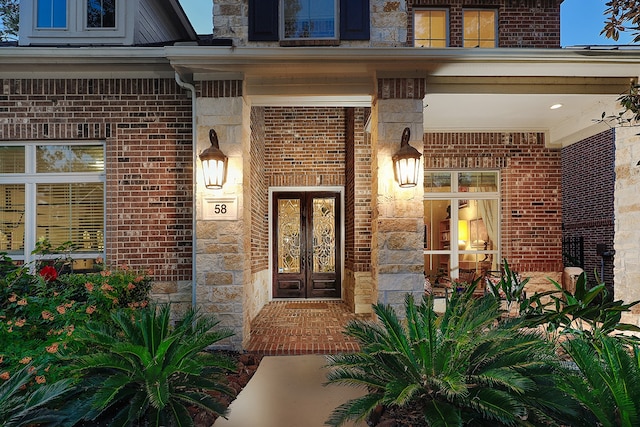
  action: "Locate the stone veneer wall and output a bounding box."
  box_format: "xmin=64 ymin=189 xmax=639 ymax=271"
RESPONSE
xmin=0 ymin=78 xmax=194 ymax=311
xmin=613 ymin=127 xmax=640 ymax=325
xmin=372 ymin=78 xmax=426 ymax=314
xmin=562 ymin=129 xmax=615 ymax=288
xmin=424 ymin=132 xmax=563 ymax=291
xmin=214 ymin=0 xmax=560 ymax=48
xmin=195 ymin=80 xmax=247 ymax=349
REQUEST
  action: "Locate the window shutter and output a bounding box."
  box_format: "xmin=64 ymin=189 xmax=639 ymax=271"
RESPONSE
xmin=249 ymin=0 xmax=279 ymax=41
xmin=340 ymin=0 xmax=370 ymax=40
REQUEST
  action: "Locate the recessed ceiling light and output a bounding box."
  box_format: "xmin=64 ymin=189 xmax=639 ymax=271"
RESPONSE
xmin=550 ymin=103 xmax=563 ymax=110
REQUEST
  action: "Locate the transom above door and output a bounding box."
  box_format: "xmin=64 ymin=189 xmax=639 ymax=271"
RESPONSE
xmin=272 ymin=191 xmax=341 ymax=299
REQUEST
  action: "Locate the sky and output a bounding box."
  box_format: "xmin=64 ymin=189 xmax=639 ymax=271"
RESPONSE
xmin=178 ymin=0 xmax=637 ymax=47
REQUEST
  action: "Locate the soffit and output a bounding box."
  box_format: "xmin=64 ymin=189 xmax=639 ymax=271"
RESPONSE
xmin=168 ymin=46 xmax=640 ymax=147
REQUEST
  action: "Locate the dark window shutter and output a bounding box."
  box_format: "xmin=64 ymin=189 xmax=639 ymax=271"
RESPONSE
xmin=249 ymin=0 xmax=279 ymax=41
xmin=340 ymin=0 xmax=370 ymax=40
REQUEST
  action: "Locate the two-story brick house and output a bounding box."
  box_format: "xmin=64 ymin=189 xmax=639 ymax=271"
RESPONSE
xmin=2 ymin=0 xmax=640 ymax=348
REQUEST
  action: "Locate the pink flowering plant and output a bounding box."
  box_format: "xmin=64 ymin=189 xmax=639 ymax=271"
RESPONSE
xmin=0 ymin=252 xmax=152 ymax=388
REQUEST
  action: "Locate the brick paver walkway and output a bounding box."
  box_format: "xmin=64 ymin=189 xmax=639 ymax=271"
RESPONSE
xmin=246 ymin=301 xmax=371 ymax=355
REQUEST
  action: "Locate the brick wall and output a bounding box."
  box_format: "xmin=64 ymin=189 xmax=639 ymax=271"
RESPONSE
xmin=250 ymin=107 xmax=268 ymax=274
xmin=407 ymin=0 xmax=561 ymax=48
xmin=264 ymin=107 xmax=346 ymax=187
xmin=345 ymin=107 xmax=372 ymax=274
xmin=562 ymin=129 xmax=615 ymax=288
xmin=0 ymin=78 xmax=193 ymax=287
xmin=425 ymin=132 xmax=563 ymax=273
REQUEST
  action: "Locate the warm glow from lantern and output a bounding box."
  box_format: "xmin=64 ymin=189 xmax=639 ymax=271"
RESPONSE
xmin=394 ymin=157 xmax=421 ymax=188
xmin=201 ymin=158 xmax=227 ymax=189
xmin=199 ymin=129 xmax=228 ymax=190
xmin=392 ymin=127 xmax=422 ymax=188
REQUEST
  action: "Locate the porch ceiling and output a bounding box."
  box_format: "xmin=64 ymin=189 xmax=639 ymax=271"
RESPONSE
xmin=167 ymin=46 xmax=640 ymax=148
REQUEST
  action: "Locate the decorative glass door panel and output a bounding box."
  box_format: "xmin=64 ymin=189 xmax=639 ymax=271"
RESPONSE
xmin=277 ymin=199 xmax=301 ymax=274
xmin=273 ymin=192 xmax=341 ymax=299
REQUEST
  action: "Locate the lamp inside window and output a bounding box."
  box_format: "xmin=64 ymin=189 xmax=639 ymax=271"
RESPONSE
xmin=392 ymin=127 xmax=422 ymax=188
xmin=200 ymin=129 xmax=228 ymax=190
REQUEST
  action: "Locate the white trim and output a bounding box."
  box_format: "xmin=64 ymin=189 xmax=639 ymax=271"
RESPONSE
xmin=423 ymin=170 xmax=501 ymax=279
xmin=0 ymin=141 xmax=106 ymax=265
xmin=268 ymin=186 xmax=345 ymax=301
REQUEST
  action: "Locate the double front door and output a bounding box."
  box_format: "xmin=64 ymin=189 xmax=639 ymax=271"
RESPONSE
xmin=272 ymin=191 xmax=341 ymax=299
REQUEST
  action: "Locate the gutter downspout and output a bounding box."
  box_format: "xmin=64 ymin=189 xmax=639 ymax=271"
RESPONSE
xmin=174 ymin=72 xmax=198 ymax=311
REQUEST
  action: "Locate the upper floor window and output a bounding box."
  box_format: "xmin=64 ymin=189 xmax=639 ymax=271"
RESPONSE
xmin=283 ymin=0 xmax=336 ymax=39
xmin=414 ymin=9 xmax=447 ymax=47
xmin=463 ymin=9 xmax=496 ymax=47
xmin=249 ymin=0 xmax=369 ymax=42
xmin=37 ymin=0 xmax=67 ymax=28
xmin=0 ymin=143 xmax=105 ymax=266
xmin=87 ymin=0 xmax=116 ymax=28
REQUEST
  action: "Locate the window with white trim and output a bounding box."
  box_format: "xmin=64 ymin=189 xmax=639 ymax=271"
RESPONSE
xmin=463 ymin=9 xmax=497 ymax=48
xmin=424 ymin=170 xmax=500 ymax=285
xmin=37 ymin=0 xmax=67 ymax=28
xmin=414 ymin=9 xmax=448 ymax=47
xmin=0 ymin=143 xmax=105 ymax=266
xmin=86 ymin=0 xmax=116 ymax=28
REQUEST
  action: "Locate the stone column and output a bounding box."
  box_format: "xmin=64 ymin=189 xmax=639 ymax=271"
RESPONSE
xmin=195 ymin=80 xmax=247 ymax=350
xmin=371 ymin=77 xmax=426 ymax=314
xmin=614 ymin=127 xmax=640 ymax=325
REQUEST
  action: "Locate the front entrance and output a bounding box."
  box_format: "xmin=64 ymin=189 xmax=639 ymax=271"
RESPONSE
xmin=272 ymin=191 xmax=341 ymax=298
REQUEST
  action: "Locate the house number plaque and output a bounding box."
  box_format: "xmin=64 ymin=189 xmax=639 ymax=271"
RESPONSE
xmin=203 ymin=197 xmax=237 ymax=220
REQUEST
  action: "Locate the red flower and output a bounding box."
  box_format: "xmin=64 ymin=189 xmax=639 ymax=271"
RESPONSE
xmin=39 ymin=266 xmax=58 ymax=282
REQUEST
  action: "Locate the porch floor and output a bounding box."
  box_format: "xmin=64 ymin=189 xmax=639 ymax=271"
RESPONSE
xmin=246 ymin=301 xmax=372 ymax=355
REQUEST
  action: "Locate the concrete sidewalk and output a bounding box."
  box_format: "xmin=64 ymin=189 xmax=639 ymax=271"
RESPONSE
xmin=213 ymin=355 xmax=368 ymax=427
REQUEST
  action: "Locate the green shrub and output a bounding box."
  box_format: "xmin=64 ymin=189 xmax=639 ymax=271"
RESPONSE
xmin=542 ymin=272 xmax=640 ymax=342
xmin=0 ymin=255 xmax=152 ymax=385
xmin=325 ymin=291 xmax=580 ymax=427
xmin=61 ymin=304 xmax=235 ymax=427
xmin=560 ymin=335 xmax=640 ymax=427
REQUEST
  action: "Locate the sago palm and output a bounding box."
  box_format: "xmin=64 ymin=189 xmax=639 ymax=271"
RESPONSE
xmin=560 ymin=335 xmax=640 ymax=427
xmin=325 ymin=289 xmax=579 ymax=426
xmin=63 ymin=304 xmax=236 ymax=427
xmin=0 ymin=364 xmax=73 ymax=427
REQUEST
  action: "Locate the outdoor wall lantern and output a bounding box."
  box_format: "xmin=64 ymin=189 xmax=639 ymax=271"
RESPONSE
xmin=392 ymin=127 xmax=422 ymax=188
xmin=200 ymin=129 xmax=228 ymax=190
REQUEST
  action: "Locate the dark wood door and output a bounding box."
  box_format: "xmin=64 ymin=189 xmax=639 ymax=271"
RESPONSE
xmin=272 ymin=191 xmax=341 ymax=299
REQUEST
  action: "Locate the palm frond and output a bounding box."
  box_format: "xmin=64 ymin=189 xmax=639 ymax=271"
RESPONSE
xmin=324 ymin=393 xmax=384 ymax=427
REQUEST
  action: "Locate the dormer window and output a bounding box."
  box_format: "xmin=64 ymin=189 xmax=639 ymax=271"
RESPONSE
xmin=283 ymin=0 xmax=336 ymax=40
xmin=37 ymin=0 xmax=67 ymax=28
xmin=87 ymin=0 xmax=116 ymax=28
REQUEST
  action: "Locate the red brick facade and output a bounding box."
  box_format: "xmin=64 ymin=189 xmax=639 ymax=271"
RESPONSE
xmin=406 ymin=0 xmax=562 ymax=48
xmin=0 ymin=78 xmax=194 ymax=284
xmin=424 ymin=132 xmax=563 ymax=273
xmin=263 ymin=107 xmax=347 ymax=187
xmin=562 ymin=129 xmax=615 ymax=288
xmin=250 ymin=106 xmax=268 ymax=274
